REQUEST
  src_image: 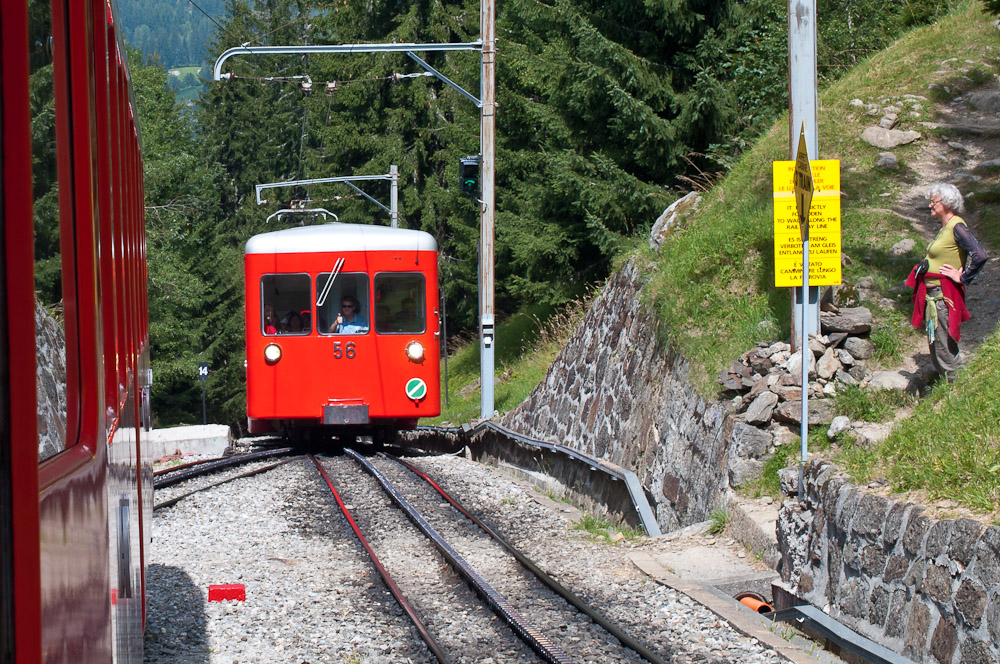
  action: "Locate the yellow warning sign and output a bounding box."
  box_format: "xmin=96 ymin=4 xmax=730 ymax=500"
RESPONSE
xmin=794 ymin=126 xmax=814 ymax=242
xmin=773 ymin=160 xmax=841 ymax=287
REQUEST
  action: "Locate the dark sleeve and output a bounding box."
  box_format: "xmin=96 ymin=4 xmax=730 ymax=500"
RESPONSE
xmin=954 ymin=223 xmax=988 ymax=285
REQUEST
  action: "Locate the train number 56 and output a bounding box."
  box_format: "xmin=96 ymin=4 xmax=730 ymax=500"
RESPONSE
xmin=333 ymin=341 xmax=356 ymax=359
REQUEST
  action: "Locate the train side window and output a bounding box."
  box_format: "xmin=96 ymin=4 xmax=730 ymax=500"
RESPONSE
xmin=316 ymin=272 xmax=369 ymax=335
xmin=374 ymin=273 xmax=426 ymax=334
xmin=260 ymin=274 xmax=311 ymax=336
xmin=30 ymin=0 xmax=69 ymax=462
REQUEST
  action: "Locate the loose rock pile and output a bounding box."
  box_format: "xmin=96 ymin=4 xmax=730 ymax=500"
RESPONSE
xmin=718 ymin=305 xmax=881 ymax=487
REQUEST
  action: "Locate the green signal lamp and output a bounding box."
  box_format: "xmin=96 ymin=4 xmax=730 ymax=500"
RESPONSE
xmin=460 ymin=156 xmax=481 ymax=196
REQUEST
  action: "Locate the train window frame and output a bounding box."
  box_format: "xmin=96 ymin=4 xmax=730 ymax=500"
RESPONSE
xmin=260 ymin=273 xmax=312 ymax=336
xmin=32 ymin=0 xmax=78 ymax=464
xmin=315 ymin=272 xmax=370 ymax=336
xmin=373 ymin=273 xmax=426 ymax=335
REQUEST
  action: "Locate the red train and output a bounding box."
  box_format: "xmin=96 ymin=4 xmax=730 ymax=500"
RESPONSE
xmin=244 ymin=222 xmax=440 ymax=442
xmin=1 ymin=0 xmax=150 ymax=662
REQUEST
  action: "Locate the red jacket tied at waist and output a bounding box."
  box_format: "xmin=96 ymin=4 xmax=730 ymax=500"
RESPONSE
xmin=906 ymin=267 xmax=969 ymax=342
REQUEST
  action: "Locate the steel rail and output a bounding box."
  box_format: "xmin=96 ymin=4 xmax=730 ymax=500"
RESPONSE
xmin=153 ymin=447 xmax=294 ymax=489
xmin=308 ymin=455 xmax=451 ymax=664
xmin=345 ymin=448 xmax=574 ymax=664
xmin=153 ymin=458 xmax=300 ymax=510
xmin=391 ymin=454 xmax=671 ymax=664
xmin=153 ymin=455 xmax=228 ymax=477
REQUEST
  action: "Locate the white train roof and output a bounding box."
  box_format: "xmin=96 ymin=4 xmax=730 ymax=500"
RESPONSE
xmin=245 ymin=222 xmax=437 ymax=255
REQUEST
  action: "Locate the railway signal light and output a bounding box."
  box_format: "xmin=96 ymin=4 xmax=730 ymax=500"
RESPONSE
xmin=460 ymin=156 xmax=480 ymax=196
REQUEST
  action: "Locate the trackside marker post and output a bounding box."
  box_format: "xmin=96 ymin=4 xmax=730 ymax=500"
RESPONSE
xmin=208 ymin=584 xmax=246 ymax=602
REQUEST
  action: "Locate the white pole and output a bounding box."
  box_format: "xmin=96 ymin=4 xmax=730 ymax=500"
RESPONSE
xmin=389 ymin=164 xmax=398 ymax=228
xmin=479 ymin=0 xmax=496 ymax=420
xmin=790 ymin=0 xmax=818 ymax=501
xmin=789 ymin=0 xmax=819 ymax=354
xmin=800 ymin=235 xmax=809 ymax=500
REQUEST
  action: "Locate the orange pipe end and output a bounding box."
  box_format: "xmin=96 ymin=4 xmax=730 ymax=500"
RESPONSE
xmin=739 ymin=596 xmax=773 ymax=614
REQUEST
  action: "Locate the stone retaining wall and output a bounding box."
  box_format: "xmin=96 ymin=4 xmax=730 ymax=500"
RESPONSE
xmin=500 ymin=260 xmax=731 ymax=532
xmin=778 ymin=461 xmax=999 ymax=664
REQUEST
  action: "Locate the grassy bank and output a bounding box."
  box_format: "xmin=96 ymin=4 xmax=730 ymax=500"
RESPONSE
xmin=647 ymin=0 xmax=999 ymax=395
xmin=649 ymin=1 xmax=1000 ymax=515
xmin=428 ymin=297 xmax=590 ymax=425
xmin=839 ymin=330 xmax=1000 ymax=516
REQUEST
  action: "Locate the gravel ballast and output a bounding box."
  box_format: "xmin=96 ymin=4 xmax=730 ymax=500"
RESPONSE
xmin=145 ymin=452 xmax=791 ymax=663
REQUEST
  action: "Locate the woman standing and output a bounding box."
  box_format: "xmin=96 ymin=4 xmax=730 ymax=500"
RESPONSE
xmin=908 ymin=183 xmax=988 ymax=381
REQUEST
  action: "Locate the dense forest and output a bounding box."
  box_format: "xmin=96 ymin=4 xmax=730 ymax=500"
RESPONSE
xmin=124 ymin=0 xmax=957 ymax=428
xmin=119 ymin=0 xmax=225 ymax=68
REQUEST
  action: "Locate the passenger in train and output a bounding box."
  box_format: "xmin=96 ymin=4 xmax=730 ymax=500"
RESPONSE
xmin=263 ymin=303 xmax=278 ymax=335
xmin=393 ymin=297 xmax=419 ymax=332
xmin=332 ymin=295 xmax=368 ymax=334
xmin=300 ymin=310 xmax=312 ymax=333
xmin=285 ymin=312 xmax=304 ymax=334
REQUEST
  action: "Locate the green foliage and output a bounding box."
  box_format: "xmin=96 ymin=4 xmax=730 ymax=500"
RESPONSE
xmin=125 ymin=0 xmax=980 ymax=431
xmin=131 ymin=51 xmax=230 ymax=426
xmin=433 ymin=296 xmax=588 ymax=424
xmin=834 ymin=384 xmax=915 ymax=422
xmin=192 ymin=0 xmax=748 ymax=337
xmin=869 ymin=324 xmax=906 ymax=366
xmin=118 ymin=0 xmax=226 ymax=68
xmin=706 ymin=506 xmax=728 ymax=535
xmin=747 ymin=443 xmax=799 ymax=499
xmin=713 ymin=0 xmax=962 ymax=150
xmin=29 ymin=0 xmax=60 ymax=306
xmin=573 ymin=512 xmax=644 ymax=542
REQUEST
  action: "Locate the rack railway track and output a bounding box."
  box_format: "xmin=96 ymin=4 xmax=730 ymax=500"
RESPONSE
xmin=146 ymin=448 xmax=789 ymax=664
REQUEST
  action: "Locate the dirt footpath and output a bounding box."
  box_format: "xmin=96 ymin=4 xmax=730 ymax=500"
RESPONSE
xmin=887 ymin=77 xmax=1000 ymax=373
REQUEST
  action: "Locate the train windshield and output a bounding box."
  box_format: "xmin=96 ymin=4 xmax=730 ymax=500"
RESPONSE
xmin=261 ymin=274 xmax=311 ymax=335
xmin=316 ymin=272 xmax=369 ymax=335
xmin=374 ymin=273 xmax=426 ymax=334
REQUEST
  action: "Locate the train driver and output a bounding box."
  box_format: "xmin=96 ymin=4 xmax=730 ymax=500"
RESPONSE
xmin=331 ymin=295 xmax=368 ymax=334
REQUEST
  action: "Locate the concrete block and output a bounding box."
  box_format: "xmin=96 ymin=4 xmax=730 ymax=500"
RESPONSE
xmin=147 ymin=424 xmax=231 ymax=459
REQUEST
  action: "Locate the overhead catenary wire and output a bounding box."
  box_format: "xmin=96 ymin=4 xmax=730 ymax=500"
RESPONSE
xmin=184 ymin=0 xmax=227 ymax=33
xmin=183 ymin=0 xmax=260 ymax=58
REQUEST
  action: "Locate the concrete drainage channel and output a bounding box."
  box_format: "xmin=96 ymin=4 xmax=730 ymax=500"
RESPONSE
xmin=407 ymin=424 xmax=917 ymax=664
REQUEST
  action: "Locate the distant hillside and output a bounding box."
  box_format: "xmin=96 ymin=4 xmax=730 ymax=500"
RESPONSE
xmin=118 ymin=0 xmax=226 ymax=68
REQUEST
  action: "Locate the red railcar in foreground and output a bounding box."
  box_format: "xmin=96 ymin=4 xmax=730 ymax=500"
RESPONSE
xmin=1 ymin=0 xmax=151 ymax=662
xmin=245 ymin=223 xmax=440 ymax=441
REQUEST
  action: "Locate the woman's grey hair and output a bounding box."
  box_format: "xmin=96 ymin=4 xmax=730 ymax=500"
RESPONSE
xmin=927 ymin=183 xmax=965 ymax=213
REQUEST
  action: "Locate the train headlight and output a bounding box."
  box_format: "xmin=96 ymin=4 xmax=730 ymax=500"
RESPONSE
xmin=264 ymin=343 xmax=282 ymax=365
xmin=405 ymin=341 xmax=425 ymax=363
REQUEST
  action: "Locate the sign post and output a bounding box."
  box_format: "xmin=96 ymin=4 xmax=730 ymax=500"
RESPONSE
xmin=789 ymin=0 xmax=820 ymax=356
xmin=773 ymin=152 xmax=841 ymax=501
xmin=198 ymin=362 xmax=209 ymax=425
xmin=794 ymin=125 xmax=814 ymax=502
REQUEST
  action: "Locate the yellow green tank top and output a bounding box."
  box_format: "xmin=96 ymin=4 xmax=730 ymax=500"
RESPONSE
xmin=924 ymin=216 xmax=967 ymax=287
